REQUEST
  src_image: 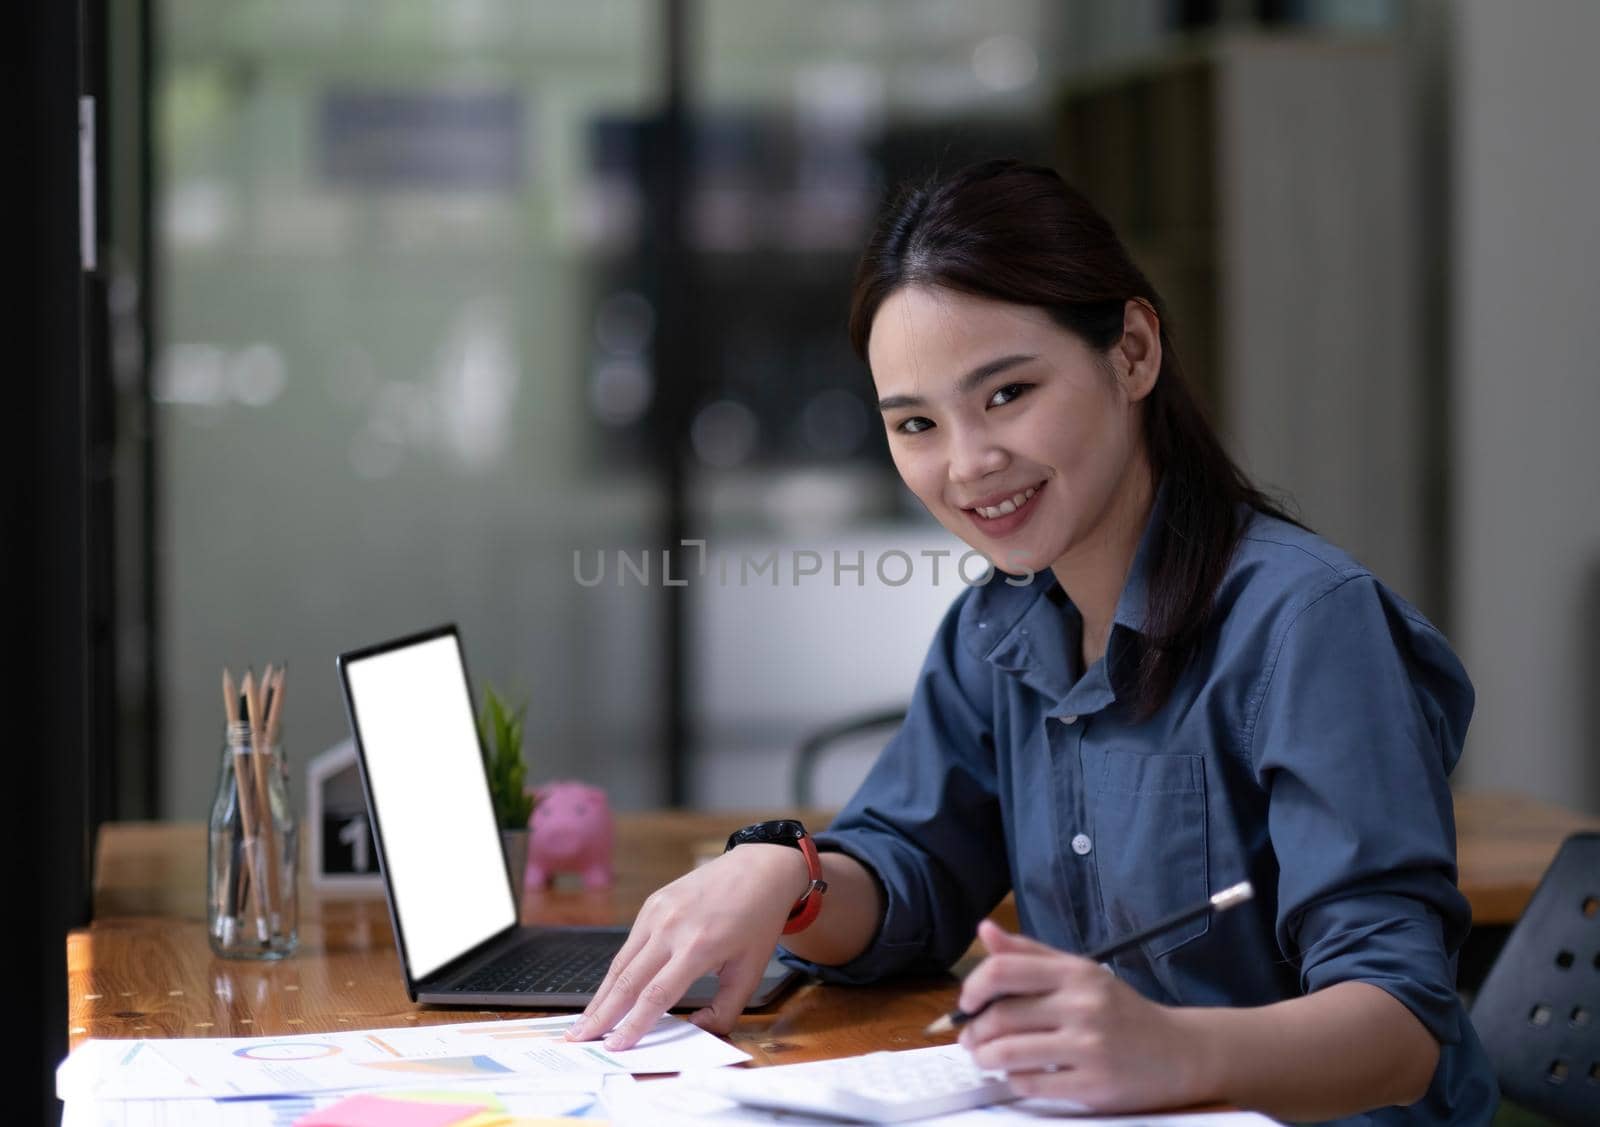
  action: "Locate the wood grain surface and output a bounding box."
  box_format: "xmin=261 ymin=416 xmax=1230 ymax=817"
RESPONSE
xmin=70 ymin=811 xmax=973 ymax=1063
xmin=71 ymin=792 xmax=1597 ymax=1058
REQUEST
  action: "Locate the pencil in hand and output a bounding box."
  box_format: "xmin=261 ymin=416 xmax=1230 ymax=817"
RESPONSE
xmin=924 ymin=881 xmax=1254 ymax=1036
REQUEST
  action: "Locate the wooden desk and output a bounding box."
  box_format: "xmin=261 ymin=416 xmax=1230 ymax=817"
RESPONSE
xmin=69 ymin=811 xmax=964 ymax=1062
xmin=1452 ymin=790 xmax=1600 ymax=922
xmin=70 ymin=792 xmax=1600 ymax=1055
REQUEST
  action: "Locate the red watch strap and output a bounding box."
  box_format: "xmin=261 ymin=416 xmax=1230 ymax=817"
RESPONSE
xmin=781 ymin=832 xmax=827 ymax=934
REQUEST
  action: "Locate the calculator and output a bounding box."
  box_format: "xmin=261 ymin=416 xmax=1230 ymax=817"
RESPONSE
xmin=691 ymin=1044 xmax=1017 ymax=1123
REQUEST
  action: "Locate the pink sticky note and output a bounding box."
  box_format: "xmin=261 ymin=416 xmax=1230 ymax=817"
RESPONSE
xmin=293 ymin=1093 xmax=485 ymax=1127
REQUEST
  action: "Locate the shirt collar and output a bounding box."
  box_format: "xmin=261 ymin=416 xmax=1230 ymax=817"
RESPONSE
xmin=961 ymin=481 xmax=1167 ymax=708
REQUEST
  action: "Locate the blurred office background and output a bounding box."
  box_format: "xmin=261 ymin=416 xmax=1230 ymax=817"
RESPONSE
xmin=87 ymin=0 xmax=1600 ymax=826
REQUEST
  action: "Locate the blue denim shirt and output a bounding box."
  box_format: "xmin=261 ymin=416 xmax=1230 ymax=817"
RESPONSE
xmin=781 ymin=500 xmax=1498 ymax=1125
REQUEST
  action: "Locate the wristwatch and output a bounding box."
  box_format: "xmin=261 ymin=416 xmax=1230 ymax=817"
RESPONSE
xmin=724 ymin=819 xmax=828 ymax=934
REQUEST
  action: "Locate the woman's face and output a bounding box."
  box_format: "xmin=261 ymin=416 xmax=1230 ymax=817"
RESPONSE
xmin=868 ymin=285 xmax=1152 ymax=577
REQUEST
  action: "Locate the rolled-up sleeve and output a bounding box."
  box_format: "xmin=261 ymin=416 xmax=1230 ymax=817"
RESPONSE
xmin=780 ymin=591 xmax=1010 ymax=984
xmin=1247 ymin=574 xmax=1474 ymax=1045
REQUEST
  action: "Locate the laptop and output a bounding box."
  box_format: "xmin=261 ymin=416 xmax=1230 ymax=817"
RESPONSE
xmin=336 ymin=624 xmax=799 ymax=1009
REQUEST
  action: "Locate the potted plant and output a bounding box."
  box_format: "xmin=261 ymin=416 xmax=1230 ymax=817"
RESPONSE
xmin=479 ymin=684 xmax=537 ymax=894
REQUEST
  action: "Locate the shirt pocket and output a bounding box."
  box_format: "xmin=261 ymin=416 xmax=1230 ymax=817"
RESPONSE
xmin=1092 ymin=749 xmax=1210 ymax=957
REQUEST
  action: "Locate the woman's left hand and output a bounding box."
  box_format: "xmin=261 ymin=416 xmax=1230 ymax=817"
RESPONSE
xmin=956 ymin=919 xmax=1214 ymax=1113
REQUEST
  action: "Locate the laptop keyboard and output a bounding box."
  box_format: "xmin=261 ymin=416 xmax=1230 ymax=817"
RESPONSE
xmin=449 ymin=932 xmax=621 ymax=995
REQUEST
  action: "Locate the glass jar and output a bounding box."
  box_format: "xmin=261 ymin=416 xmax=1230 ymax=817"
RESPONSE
xmin=208 ymin=721 xmax=298 ymax=958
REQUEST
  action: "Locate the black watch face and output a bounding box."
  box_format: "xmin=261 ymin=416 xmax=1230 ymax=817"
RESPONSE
xmin=728 ymin=819 xmax=805 ymax=851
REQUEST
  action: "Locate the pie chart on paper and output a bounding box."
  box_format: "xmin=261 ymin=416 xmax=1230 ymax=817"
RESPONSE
xmin=232 ymin=1042 xmax=341 ymax=1062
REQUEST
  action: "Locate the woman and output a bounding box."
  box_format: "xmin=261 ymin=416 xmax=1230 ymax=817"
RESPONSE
xmin=567 ymin=160 xmax=1496 ymax=1124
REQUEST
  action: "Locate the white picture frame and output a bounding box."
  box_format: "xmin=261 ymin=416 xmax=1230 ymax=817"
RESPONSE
xmin=306 ymin=739 xmax=385 ymax=892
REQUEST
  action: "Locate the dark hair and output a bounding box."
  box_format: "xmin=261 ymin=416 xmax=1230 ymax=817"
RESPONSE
xmin=849 ymin=159 xmax=1302 ymax=716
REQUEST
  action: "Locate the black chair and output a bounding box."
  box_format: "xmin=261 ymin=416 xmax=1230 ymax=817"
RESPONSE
xmin=790 ymin=706 xmax=907 ymax=808
xmin=1470 ymin=832 xmax=1600 ymax=1124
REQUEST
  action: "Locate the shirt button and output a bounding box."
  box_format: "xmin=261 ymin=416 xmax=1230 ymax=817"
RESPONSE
xmin=1071 ymin=833 xmax=1093 ymax=856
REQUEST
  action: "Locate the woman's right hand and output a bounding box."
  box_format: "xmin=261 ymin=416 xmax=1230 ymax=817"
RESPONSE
xmin=563 ymin=843 xmax=810 ymax=1050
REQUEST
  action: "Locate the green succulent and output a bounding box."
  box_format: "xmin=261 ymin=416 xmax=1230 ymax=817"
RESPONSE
xmin=479 ymin=683 xmax=536 ymax=829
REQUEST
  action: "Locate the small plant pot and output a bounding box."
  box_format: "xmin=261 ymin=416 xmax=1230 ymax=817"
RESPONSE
xmin=500 ymin=828 xmax=530 ymax=907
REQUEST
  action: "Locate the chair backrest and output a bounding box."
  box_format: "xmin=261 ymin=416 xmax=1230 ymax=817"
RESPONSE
xmin=1469 ymin=831 xmax=1600 ymax=1123
xmin=791 ymin=707 xmax=907 ymax=809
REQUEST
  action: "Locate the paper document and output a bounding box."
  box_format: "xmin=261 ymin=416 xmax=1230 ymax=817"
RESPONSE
xmin=609 ymin=1070 xmax=1282 ymax=1126
xmin=56 ymin=1039 xmax=206 ymax=1102
xmin=58 ymin=1015 xmax=746 ymax=1101
xmin=61 ymin=1072 xmax=634 ymax=1127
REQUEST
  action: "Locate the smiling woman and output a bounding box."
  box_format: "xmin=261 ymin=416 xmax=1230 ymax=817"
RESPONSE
xmin=850 ymin=161 xmax=1302 ymax=707
xmin=868 ymin=287 xmax=1155 ymax=665
xmin=564 ymin=160 xmax=1498 ymax=1126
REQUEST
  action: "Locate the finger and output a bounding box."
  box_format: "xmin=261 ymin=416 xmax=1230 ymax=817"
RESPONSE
xmin=959 ymin=993 xmax=1063 ymax=1048
xmin=977 ymin=921 xmax=1117 ymax=981
xmin=568 ymin=931 xmax=652 ymax=1041
xmin=967 ymin=1029 xmax=1079 ymax=1075
xmin=977 ymin=918 xmax=1061 ymax=956
xmin=594 ymin=927 xmax=651 ymax=1001
xmin=959 ymin=951 xmax=1092 ymax=1014
xmin=688 ymin=953 xmax=769 ymax=1035
xmin=1005 ymin=1067 xmax=1094 ymax=1108
xmin=567 ymin=955 xmax=641 ymax=1041
xmin=602 ymin=952 xmax=714 ymax=1050
xmin=573 ymin=941 xmax=671 ymax=1045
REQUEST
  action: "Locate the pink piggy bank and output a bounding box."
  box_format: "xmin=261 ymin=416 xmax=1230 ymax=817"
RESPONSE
xmin=525 ymin=781 xmax=614 ymax=890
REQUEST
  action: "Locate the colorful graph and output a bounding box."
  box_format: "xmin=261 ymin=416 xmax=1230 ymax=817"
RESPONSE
xmin=233 ymin=1041 xmax=342 ymax=1061
xmin=356 ymin=1054 xmax=512 ymax=1077
xmin=477 ymin=1028 xmax=570 ymax=1041
xmin=265 ymin=1094 xmax=315 ymax=1127
xmin=364 ymin=1033 xmax=403 ymax=1057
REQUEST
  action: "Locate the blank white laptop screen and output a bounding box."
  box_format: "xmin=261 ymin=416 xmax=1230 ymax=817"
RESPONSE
xmin=342 ymin=633 xmax=516 ymax=980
